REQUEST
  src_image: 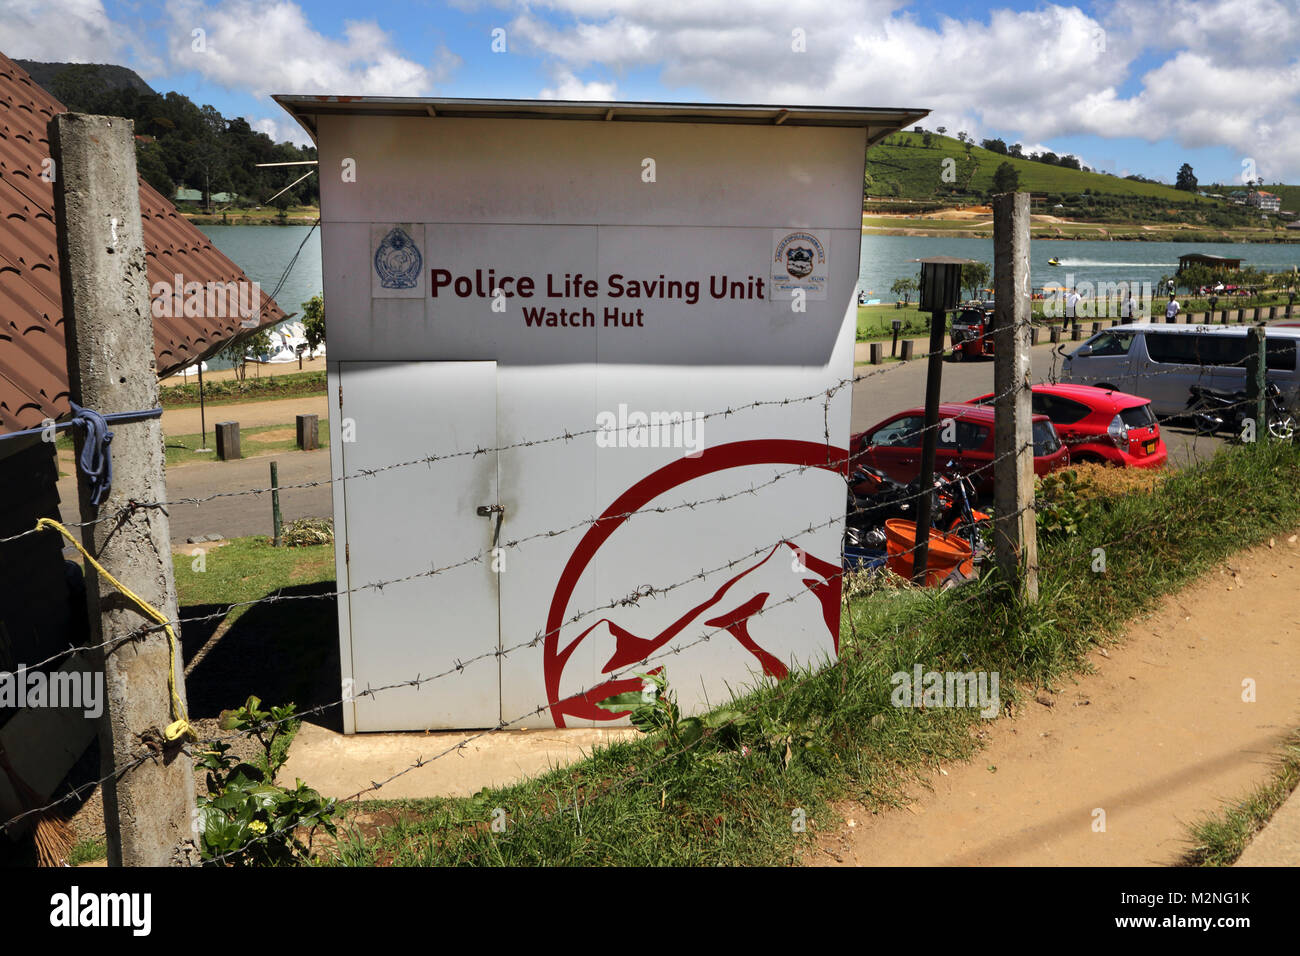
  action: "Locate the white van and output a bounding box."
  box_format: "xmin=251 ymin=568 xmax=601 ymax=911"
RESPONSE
xmin=1061 ymin=323 xmax=1300 ymax=418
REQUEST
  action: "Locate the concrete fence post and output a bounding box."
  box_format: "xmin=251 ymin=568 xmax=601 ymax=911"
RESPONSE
xmin=50 ymin=112 xmax=198 ymax=867
xmin=992 ymin=192 xmax=1038 ymax=602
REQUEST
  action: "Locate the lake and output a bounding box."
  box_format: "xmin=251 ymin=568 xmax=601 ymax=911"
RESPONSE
xmin=856 ymin=234 xmax=1300 ymax=301
xmin=197 ymin=225 xmax=1300 ymax=345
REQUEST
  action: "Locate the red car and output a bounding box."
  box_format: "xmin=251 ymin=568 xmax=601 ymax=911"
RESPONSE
xmin=850 ymin=402 xmax=1070 ymax=496
xmin=966 ymin=383 xmax=1166 ymax=469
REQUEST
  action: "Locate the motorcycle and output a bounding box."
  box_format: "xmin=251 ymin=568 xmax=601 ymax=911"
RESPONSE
xmin=844 ymin=465 xmax=990 ymax=578
xmin=1186 ymin=381 xmax=1297 ymax=442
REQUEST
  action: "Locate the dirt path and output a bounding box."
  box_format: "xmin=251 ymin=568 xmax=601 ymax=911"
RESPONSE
xmin=161 ymin=394 xmax=329 ymax=435
xmin=814 ymin=534 xmax=1300 ymax=866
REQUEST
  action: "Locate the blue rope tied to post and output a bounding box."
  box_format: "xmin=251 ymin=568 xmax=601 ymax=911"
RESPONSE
xmin=0 ymin=404 xmax=165 ymax=506
xmin=68 ymin=402 xmax=114 ymax=506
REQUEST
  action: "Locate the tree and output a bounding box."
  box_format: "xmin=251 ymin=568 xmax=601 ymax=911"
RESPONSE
xmin=218 ymin=328 xmax=273 ymax=381
xmin=936 ymin=126 xmax=947 ymax=136
xmin=1008 ymin=142 xmax=1024 ymax=158
xmin=1176 ymin=163 xmax=1198 ymax=192
xmin=302 ymin=293 xmax=326 ymax=353
xmin=956 ymin=131 xmax=968 ymax=144
xmin=890 ymin=277 xmax=918 ymax=306
xmin=981 ymin=138 xmax=1008 ymax=155
xmin=992 ymin=161 xmax=1020 ymax=194
xmin=962 ymin=261 xmax=991 ymax=300
xmin=922 ymin=132 xmax=933 ymax=148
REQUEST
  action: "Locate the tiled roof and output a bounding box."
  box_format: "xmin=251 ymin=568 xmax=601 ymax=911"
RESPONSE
xmin=0 ymin=52 xmax=286 ymax=435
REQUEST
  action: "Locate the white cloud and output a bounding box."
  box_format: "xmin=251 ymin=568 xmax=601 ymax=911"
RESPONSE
xmin=539 ymin=68 xmax=617 ymax=100
xmin=502 ymin=0 xmax=1300 ymax=179
xmin=164 ymin=0 xmax=456 ymax=99
xmin=247 ymin=114 xmax=312 ymax=147
xmin=0 ymin=0 xmax=129 ymax=62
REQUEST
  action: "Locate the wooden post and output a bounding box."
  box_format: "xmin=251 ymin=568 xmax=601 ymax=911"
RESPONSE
xmin=1246 ymin=325 xmax=1267 ymax=436
xmin=49 ymin=113 xmax=198 ymax=867
xmin=215 ymin=421 xmax=240 ymax=461
xmin=270 ymin=461 xmax=283 ymax=547
xmin=1050 ymin=326 xmax=1061 ymax=344
xmin=295 ymin=412 xmax=319 ymax=450
xmin=900 ymin=339 xmax=915 ymax=361
xmin=1030 ymin=326 xmax=1041 ymax=346
xmin=992 ymin=192 xmax=1038 ymax=602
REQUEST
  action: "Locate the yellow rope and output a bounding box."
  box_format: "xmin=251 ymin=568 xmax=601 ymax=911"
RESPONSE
xmin=35 ymin=517 xmax=195 ymax=742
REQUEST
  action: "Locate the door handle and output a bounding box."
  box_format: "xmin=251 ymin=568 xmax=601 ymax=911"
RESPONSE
xmin=477 ymin=504 xmax=505 ymax=548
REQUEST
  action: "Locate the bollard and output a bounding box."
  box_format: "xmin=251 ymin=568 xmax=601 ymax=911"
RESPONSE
xmin=271 ymin=460 xmax=282 ymax=547
xmin=1091 ymin=321 xmax=1101 ymax=335
xmin=1050 ymin=326 xmax=1061 ymax=344
xmin=296 ymin=413 xmax=319 ymax=450
xmin=1030 ymin=326 xmax=1041 ymax=346
xmin=869 ymin=342 xmax=883 ymax=365
xmin=1071 ymin=326 xmax=1083 ymax=341
xmin=215 ymin=421 xmax=240 ymax=461
xmin=900 ymin=339 xmax=914 ymax=361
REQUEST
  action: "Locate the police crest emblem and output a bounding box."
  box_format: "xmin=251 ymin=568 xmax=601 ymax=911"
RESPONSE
xmin=374 ymin=227 xmax=422 ymax=289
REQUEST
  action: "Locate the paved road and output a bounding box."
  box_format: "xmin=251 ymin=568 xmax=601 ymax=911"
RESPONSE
xmin=56 ymin=448 xmax=335 ymax=546
xmin=54 ymin=346 xmax=1220 ymax=544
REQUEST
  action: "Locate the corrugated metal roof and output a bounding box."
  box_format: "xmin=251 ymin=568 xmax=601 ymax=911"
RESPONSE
xmin=274 ymin=95 xmax=929 ymax=147
xmin=0 ymin=52 xmax=286 ymax=435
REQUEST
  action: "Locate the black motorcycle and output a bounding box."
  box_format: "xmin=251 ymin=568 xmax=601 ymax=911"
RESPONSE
xmin=844 ymin=466 xmax=987 ymax=563
xmin=1186 ymin=382 xmax=1297 ymax=442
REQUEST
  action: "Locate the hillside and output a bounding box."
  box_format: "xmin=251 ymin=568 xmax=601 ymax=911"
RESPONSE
xmin=868 ymin=131 xmax=1238 ymax=208
xmin=15 ymin=59 xmax=154 ymax=98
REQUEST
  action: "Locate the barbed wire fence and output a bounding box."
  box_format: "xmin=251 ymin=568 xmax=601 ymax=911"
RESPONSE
xmin=0 ymin=309 xmax=1287 ymax=863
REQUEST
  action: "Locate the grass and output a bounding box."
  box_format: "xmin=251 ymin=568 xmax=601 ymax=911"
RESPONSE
xmin=1181 ymin=730 xmax=1300 ymax=866
xmin=317 ymin=439 xmax=1300 ymax=866
xmin=55 ymin=420 xmax=328 ymax=467
xmin=175 ymin=535 xmax=335 ymax=631
xmin=855 ymin=303 xmax=932 ymax=340
xmin=159 ymin=370 xmax=326 ymax=409
xmin=68 ymin=836 xmax=107 ymax=866
xmin=870 ymin=131 xmax=1236 ymax=206
xmin=162 ymin=420 xmax=329 ymax=466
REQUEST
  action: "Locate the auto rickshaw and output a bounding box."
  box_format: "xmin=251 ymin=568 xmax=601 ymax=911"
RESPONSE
xmin=949 ymin=301 xmax=996 ymax=361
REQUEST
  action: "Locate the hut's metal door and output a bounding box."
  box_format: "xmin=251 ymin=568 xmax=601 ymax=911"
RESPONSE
xmin=338 ymin=361 xmax=500 ymax=730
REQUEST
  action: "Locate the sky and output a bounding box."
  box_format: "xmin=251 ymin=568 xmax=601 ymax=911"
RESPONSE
xmin=2 ymin=0 xmax=1297 ymax=185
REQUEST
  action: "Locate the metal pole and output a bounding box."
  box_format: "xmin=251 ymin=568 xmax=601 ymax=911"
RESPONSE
xmin=196 ymin=362 xmax=209 ymax=452
xmin=912 ymin=308 xmax=947 ymax=584
xmin=271 ymin=461 xmax=282 ymax=546
xmin=50 ymin=112 xmax=198 ymax=866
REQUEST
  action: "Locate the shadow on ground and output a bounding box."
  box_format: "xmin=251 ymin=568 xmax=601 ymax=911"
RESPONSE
xmin=181 ymin=581 xmax=342 ymax=732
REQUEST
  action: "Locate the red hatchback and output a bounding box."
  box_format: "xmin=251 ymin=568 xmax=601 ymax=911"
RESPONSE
xmin=850 ymin=402 xmax=1070 ymax=496
xmin=966 ymin=383 xmax=1167 ymax=469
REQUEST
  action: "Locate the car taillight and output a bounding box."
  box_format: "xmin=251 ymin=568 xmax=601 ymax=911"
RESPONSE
xmin=1107 ymin=413 xmax=1129 ymax=448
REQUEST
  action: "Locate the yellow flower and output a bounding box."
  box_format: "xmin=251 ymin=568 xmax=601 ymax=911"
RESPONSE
xmin=248 ymin=820 xmax=267 ymax=835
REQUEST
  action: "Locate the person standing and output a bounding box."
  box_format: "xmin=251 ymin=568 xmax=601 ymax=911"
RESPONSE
xmin=1065 ymin=287 xmax=1080 ymax=331
xmin=1165 ymin=294 xmax=1180 ymax=323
